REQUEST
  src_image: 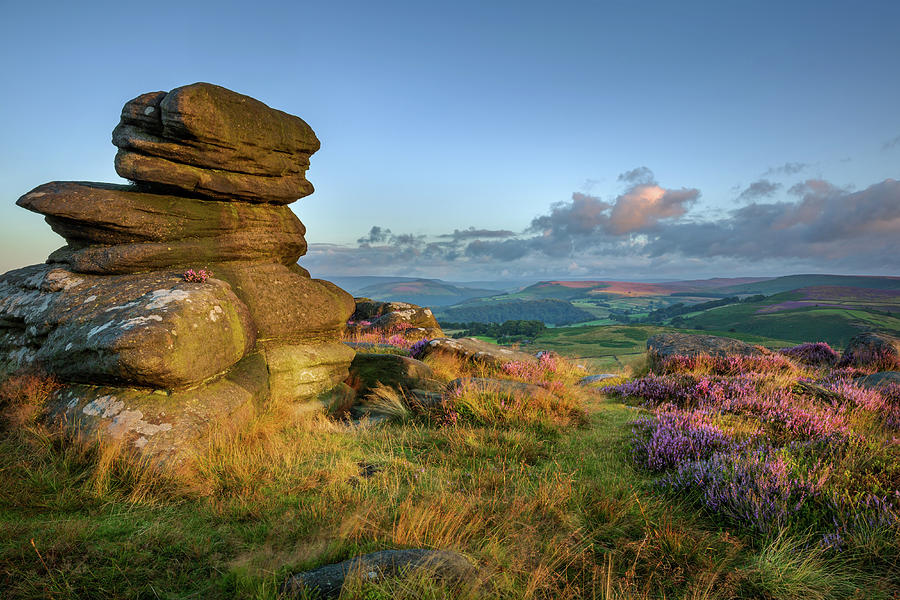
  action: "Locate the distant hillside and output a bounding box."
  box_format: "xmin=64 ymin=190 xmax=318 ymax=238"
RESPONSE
xmin=677 ymin=286 xmax=900 ymax=347
xmin=716 ymin=274 xmax=900 ymax=296
xmin=436 ymin=299 xmax=595 ymax=326
xmin=353 ymin=279 xmax=501 ymax=307
xmin=514 ymin=277 xmax=774 ymax=301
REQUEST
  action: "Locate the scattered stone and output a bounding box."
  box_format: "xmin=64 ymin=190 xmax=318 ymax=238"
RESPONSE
xmin=647 ymin=333 xmax=762 ymax=369
xmin=840 ymin=332 xmax=900 ymax=369
xmin=0 ymin=83 xmax=356 ymax=464
xmin=419 ymin=337 xmax=537 ymax=367
xmin=280 ymin=549 xmax=478 ymax=599
xmin=357 ymin=461 xmax=382 ymax=479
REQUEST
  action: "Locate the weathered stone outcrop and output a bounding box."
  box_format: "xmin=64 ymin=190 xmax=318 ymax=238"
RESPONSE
xmin=0 ymin=265 xmax=254 ymax=389
xmin=646 ymin=333 xmax=762 ymax=370
xmin=859 ymin=371 xmax=900 ymax=390
xmin=349 ymin=298 xmax=443 ymax=341
xmin=0 ymin=83 xmax=355 ymax=464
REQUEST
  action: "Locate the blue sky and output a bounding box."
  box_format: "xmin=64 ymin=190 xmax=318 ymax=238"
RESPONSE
xmin=1 ymin=0 xmax=898 ymax=281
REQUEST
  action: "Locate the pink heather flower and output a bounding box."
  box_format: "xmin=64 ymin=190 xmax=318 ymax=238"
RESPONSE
xmin=182 ymin=268 xmax=212 ymax=283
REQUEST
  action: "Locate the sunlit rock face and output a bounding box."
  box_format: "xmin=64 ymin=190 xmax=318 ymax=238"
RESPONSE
xmin=0 ymin=83 xmax=355 ymax=465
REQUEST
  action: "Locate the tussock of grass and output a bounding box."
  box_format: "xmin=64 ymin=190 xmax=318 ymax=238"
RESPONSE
xmin=360 ymin=384 xmax=413 ymax=422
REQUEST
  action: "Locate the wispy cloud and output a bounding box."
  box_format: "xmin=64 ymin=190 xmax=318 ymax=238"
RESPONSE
xmin=882 ymin=134 xmax=900 ymax=151
xmin=763 ymin=162 xmax=808 ymax=177
xmin=736 ymin=179 xmax=781 ymax=202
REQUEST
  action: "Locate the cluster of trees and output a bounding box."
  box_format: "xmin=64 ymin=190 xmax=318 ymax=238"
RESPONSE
xmin=439 ymin=320 xmax=547 ymax=343
xmin=437 ymin=299 xmax=594 ymax=326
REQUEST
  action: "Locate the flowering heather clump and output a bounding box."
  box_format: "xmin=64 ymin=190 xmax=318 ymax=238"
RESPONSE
xmin=631 ymin=406 xmax=741 ymax=471
xmin=821 ymin=379 xmax=900 ymax=429
xmin=657 ymin=352 xmax=798 ymax=376
xmin=409 ymin=338 xmax=430 ymax=359
xmin=659 ymin=445 xmax=833 ymax=536
xmin=495 ymin=353 xmax=586 ymax=394
xmin=779 ymin=342 xmax=839 ymax=366
xmin=617 ymin=341 xmax=900 ymax=548
xmin=341 ymin=322 xmax=424 ymax=350
xmin=610 ymin=373 xmax=758 ymax=409
xmin=839 ymin=347 xmax=900 ymax=372
xmin=182 ymin=268 xmax=212 ymax=283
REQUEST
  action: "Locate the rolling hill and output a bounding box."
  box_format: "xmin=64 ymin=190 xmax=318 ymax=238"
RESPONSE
xmin=349 ymin=278 xmax=502 ymax=307
xmin=714 ymin=274 xmax=900 ymax=296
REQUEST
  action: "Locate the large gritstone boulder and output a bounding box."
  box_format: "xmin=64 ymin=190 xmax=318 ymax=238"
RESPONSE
xmin=348 ymin=298 xmax=444 ymax=341
xmin=646 ymin=333 xmax=762 ymax=370
xmin=840 ymin=332 xmax=900 ymax=370
xmin=0 ymin=83 xmax=355 ymax=465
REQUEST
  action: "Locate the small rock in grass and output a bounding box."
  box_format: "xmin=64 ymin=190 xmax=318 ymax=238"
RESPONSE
xmin=280 ymin=549 xmax=478 ymax=599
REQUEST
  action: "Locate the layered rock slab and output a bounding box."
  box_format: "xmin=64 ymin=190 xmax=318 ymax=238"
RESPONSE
xmin=18 ymin=182 xmax=307 ymax=274
xmin=214 ymin=263 xmax=355 ymax=340
xmin=112 ymin=83 xmax=319 ymax=203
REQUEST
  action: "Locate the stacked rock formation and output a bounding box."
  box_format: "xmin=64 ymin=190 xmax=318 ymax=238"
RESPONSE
xmin=0 ymin=83 xmax=355 ymax=462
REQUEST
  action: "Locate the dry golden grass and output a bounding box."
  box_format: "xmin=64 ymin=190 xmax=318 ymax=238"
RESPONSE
xmin=1 ymin=349 xmax=892 ymax=599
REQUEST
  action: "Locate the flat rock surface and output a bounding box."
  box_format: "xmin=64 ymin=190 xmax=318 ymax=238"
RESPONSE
xmin=0 ymin=264 xmax=254 ymax=388
xmin=112 ymin=83 xmax=319 ymax=203
xmin=281 ymin=549 xmax=477 ymax=599
xmin=647 ymin=333 xmax=762 ymax=368
xmin=419 ymin=337 xmax=538 ymax=367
